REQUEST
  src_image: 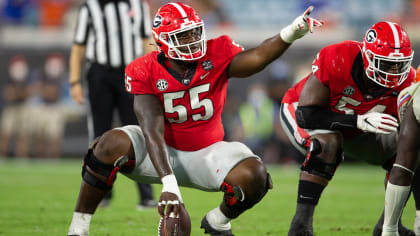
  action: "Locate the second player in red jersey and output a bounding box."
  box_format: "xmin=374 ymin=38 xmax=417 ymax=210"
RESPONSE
xmin=280 ymin=21 xmax=416 ymax=236
xmin=283 ymin=40 xmax=415 ymax=139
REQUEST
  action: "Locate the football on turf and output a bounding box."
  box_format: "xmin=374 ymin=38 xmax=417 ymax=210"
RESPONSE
xmin=158 ymin=204 xmax=191 ymax=236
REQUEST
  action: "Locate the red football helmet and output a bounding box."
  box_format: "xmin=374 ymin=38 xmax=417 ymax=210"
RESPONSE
xmin=151 ymin=2 xmax=206 ymax=61
xmin=362 ymin=21 xmax=414 ymax=88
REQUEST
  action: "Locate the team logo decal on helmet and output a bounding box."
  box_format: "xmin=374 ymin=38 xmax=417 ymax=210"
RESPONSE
xmin=153 ymin=15 xmax=162 ymax=28
xmin=156 ymin=79 xmax=168 ymax=91
xmin=365 ymin=29 xmax=377 ymax=43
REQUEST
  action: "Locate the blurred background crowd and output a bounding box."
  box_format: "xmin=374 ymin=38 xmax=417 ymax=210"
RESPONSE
xmin=1 ymin=0 xmax=420 ymax=163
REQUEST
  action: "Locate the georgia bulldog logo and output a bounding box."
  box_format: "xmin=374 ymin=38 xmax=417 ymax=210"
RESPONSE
xmin=365 ymin=29 xmax=377 ymax=43
xmin=156 ymin=79 xmax=168 ymax=91
xmin=153 ymin=15 xmax=162 ymax=28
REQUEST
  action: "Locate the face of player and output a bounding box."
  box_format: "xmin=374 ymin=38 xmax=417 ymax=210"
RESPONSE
xmin=170 ymin=27 xmax=202 ymax=54
xmin=377 ymin=60 xmax=410 ymax=76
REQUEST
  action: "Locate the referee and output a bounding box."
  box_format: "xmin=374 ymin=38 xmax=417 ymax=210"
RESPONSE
xmin=69 ymin=0 xmax=156 ymax=209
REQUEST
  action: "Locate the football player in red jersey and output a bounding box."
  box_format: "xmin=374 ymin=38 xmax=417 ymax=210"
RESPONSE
xmin=280 ymin=21 xmax=416 ymax=236
xmin=67 ymin=2 xmax=323 ymax=236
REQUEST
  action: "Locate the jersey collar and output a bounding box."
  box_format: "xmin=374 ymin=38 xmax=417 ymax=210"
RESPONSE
xmin=157 ymin=52 xmax=198 ymax=87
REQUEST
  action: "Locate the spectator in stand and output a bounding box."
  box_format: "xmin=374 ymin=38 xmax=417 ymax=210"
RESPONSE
xmin=31 ymin=53 xmax=68 ymax=158
xmin=0 ymin=55 xmax=32 ymax=158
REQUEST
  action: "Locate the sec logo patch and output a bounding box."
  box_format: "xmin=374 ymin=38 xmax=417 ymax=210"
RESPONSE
xmin=156 ymin=79 xmax=168 ymax=91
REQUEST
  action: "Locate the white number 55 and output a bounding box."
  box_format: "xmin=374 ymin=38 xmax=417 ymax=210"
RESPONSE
xmin=163 ymin=83 xmax=214 ymax=123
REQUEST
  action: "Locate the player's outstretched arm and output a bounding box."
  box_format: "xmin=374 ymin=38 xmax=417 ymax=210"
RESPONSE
xmin=228 ymin=6 xmax=323 ymax=78
xmin=134 ymin=94 xmax=183 ymax=217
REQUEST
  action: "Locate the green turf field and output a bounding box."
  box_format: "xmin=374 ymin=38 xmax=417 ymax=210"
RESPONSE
xmin=0 ymin=159 xmax=416 ymax=236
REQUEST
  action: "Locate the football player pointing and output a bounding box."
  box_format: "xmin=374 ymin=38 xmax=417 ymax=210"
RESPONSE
xmin=67 ymin=2 xmax=323 ymax=236
xmin=280 ymin=21 xmax=415 ymax=236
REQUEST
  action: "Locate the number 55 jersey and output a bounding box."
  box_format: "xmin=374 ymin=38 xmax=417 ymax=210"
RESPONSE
xmin=125 ymin=35 xmax=243 ymax=151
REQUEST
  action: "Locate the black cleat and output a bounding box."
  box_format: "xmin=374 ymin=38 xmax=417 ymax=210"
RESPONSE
xmin=200 ymin=216 xmax=234 ymax=236
xmin=288 ymin=229 xmax=315 ymax=236
xmin=288 ymin=203 xmax=316 ymax=236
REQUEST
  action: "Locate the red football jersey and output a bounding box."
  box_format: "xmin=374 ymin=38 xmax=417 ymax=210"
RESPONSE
xmin=125 ymin=35 xmax=243 ymax=151
xmin=283 ymin=40 xmax=415 ymax=120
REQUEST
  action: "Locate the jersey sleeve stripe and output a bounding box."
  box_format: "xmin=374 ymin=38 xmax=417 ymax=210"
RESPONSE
xmin=397 ymin=94 xmax=411 ymax=120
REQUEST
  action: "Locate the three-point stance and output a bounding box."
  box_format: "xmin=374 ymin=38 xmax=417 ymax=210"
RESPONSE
xmin=280 ymin=21 xmax=415 ymax=236
xmin=67 ymin=2 xmax=323 ymax=236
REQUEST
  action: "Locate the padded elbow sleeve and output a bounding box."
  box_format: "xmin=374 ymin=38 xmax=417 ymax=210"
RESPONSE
xmin=296 ymin=105 xmax=357 ymax=130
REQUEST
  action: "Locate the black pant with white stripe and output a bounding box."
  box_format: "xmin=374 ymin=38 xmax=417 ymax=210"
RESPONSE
xmin=87 ymin=63 xmax=154 ymax=203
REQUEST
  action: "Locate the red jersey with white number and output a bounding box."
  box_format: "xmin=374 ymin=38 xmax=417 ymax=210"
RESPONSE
xmin=283 ymin=40 xmax=415 ymax=120
xmin=125 ymin=36 xmax=243 ymax=151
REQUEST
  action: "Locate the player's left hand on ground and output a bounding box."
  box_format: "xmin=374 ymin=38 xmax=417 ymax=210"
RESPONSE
xmin=280 ymin=6 xmax=324 ymax=44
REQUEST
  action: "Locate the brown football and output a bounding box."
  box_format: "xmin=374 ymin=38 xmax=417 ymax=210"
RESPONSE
xmin=158 ymin=204 xmax=191 ymax=236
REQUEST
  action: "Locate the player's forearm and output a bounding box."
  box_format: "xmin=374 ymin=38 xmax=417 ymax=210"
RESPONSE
xmin=134 ymin=95 xmax=174 ymax=178
xmin=250 ymin=35 xmax=291 ymax=71
xmin=142 ymin=130 xmax=174 ymax=177
xmin=296 ymin=105 xmax=357 ymax=130
xmin=69 ymin=44 xmax=86 ymax=85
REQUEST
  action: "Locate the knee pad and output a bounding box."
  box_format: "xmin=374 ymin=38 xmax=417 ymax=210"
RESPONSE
xmin=221 ymin=173 xmax=272 ymax=210
xmin=301 ymin=139 xmax=343 ymax=180
xmin=221 ymin=182 xmax=245 ymax=207
xmin=82 ymin=148 xmax=136 ymax=192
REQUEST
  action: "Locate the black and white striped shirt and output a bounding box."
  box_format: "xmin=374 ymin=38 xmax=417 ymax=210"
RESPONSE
xmin=73 ymin=0 xmax=152 ymax=68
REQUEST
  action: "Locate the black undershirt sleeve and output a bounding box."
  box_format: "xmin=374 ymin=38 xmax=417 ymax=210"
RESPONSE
xmin=295 ymin=105 xmax=358 ymax=130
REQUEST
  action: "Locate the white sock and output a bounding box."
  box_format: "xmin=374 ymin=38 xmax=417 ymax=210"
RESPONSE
xmin=68 ymin=212 xmax=92 ymax=236
xmin=382 ymin=182 xmax=411 ymax=234
xmin=414 ymin=210 xmax=420 ymax=236
xmin=206 ymin=207 xmax=232 ymax=231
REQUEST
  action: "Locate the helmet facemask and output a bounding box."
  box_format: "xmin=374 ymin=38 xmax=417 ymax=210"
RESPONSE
xmin=159 ymin=23 xmax=206 ymax=61
xmin=364 ymin=49 xmax=413 ymax=88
